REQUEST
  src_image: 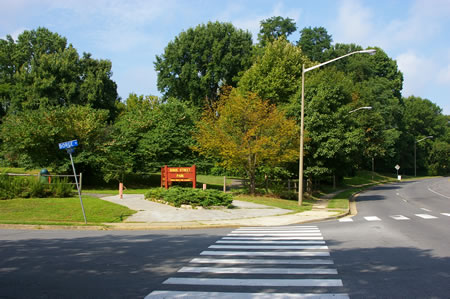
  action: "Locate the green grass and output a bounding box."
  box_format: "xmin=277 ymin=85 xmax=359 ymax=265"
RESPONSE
xmin=0 ymin=167 xmax=41 ymax=175
xmin=235 ymin=195 xmax=315 ymax=213
xmin=0 ymin=196 xmax=136 ymax=225
xmin=343 ymin=170 xmax=396 ymax=186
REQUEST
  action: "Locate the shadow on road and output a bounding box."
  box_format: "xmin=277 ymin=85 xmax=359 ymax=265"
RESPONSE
xmin=325 ymin=242 xmax=450 ymax=298
xmin=0 ymin=230 xmax=229 ymax=298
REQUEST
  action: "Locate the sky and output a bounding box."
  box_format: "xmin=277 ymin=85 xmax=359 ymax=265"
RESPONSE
xmin=1 ymin=0 xmax=450 ymax=114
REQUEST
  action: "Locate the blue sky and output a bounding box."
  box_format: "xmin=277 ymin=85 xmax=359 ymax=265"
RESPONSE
xmin=1 ymin=0 xmax=449 ymax=114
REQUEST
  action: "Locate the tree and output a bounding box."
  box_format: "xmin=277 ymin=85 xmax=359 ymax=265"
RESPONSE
xmin=238 ymin=38 xmax=310 ymax=105
xmin=0 ymin=105 xmax=109 ymax=173
xmin=297 ymin=27 xmax=332 ymax=62
xmin=111 ymin=94 xmax=199 ymax=173
xmin=401 ymin=96 xmax=447 ymax=173
xmin=154 ymin=22 xmax=253 ymax=109
xmin=193 ymin=88 xmax=299 ymax=194
xmin=0 ymin=27 xmax=119 ymax=119
xmin=257 ymin=16 xmax=297 ymax=46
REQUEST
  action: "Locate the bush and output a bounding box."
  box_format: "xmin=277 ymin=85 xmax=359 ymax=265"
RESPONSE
xmin=145 ymin=187 xmax=233 ymax=208
xmin=0 ymin=174 xmax=74 ymax=199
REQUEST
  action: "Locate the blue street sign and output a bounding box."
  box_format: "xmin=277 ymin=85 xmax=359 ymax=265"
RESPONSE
xmin=58 ymin=140 xmax=78 ymax=150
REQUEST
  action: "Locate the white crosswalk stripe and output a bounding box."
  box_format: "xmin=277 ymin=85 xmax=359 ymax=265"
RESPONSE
xmin=145 ymin=226 xmax=349 ymax=298
xmin=390 ymin=215 xmax=410 ymax=220
xmin=338 ymin=218 xmax=353 ymax=222
xmin=338 ymin=211 xmax=448 ymax=223
xmin=364 ymin=216 xmax=381 ymax=221
xmin=415 ymin=214 xmax=438 ymax=219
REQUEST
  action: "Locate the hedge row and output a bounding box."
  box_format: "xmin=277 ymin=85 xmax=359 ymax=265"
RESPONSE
xmin=145 ymin=187 xmax=233 ymax=208
xmin=0 ymin=175 xmax=74 ymax=200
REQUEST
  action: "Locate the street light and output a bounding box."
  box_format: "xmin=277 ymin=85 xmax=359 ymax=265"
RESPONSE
xmin=349 ymin=106 xmax=372 ymax=114
xmin=298 ymin=49 xmax=376 ymax=205
xmin=414 ymin=136 xmax=433 ymax=177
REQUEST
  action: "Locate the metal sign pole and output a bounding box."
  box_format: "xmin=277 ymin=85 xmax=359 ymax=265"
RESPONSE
xmin=69 ymin=150 xmax=87 ymax=224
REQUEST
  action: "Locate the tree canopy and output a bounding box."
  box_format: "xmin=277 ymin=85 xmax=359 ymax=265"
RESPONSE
xmin=0 ymin=27 xmax=119 ymax=119
xmin=258 ymin=16 xmax=297 ymax=46
xmin=238 ymin=38 xmax=310 ymax=105
xmin=193 ymin=88 xmax=299 ymax=194
xmin=154 ymin=21 xmax=253 ymax=109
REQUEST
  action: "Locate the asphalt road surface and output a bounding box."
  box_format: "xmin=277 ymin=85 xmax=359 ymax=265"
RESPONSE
xmin=0 ymin=177 xmax=448 ymax=298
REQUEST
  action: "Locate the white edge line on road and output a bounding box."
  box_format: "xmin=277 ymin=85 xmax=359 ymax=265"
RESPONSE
xmin=427 ymin=186 xmax=450 ymax=199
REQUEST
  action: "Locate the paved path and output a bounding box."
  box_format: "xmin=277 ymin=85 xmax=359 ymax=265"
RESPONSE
xmin=99 ymin=193 xmax=347 ymax=230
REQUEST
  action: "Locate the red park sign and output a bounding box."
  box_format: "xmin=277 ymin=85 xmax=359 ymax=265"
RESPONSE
xmin=161 ymin=165 xmax=196 ymax=189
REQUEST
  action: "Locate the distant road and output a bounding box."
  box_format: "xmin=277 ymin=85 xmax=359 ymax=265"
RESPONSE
xmin=320 ymin=177 xmax=450 ymax=298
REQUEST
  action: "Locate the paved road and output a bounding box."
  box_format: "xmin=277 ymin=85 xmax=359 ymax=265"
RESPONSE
xmin=0 ymin=177 xmax=448 ymax=298
xmin=320 ymin=177 xmax=450 ymax=298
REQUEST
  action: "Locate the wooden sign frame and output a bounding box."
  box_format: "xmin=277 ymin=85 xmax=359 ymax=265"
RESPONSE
xmin=161 ymin=165 xmax=196 ymax=189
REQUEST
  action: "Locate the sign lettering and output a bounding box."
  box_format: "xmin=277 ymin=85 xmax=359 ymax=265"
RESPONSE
xmin=161 ymin=165 xmax=196 ymax=189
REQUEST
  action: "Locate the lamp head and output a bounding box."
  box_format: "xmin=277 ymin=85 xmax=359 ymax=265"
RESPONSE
xmin=359 ymin=49 xmax=376 ymax=55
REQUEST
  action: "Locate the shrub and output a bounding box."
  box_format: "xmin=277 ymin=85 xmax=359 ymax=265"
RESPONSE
xmin=0 ymin=174 xmax=74 ymax=199
xmin=145 ymin=187 xmax=233 ymax=208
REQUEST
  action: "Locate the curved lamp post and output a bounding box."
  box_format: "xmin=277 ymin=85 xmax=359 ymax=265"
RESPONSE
xmin=414 ymin=136 xmax=433 ymax=177
xmin=298 ymin=49 xmax=376 ymax=206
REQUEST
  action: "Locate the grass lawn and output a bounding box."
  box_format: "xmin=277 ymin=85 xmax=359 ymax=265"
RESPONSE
xmin=0 ymin=196 xmax=136 ymax=225
xmin=84 ymin=174 xmax=235 ymax=194
xmin=235 ymin=195 xmax=315 ymax=213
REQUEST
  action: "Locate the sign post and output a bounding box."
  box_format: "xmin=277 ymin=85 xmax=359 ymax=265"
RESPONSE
xmin=395 ymin=164 xmax=401 ymax=181
xmin=59 ymin=140 xmax=87 ymax=224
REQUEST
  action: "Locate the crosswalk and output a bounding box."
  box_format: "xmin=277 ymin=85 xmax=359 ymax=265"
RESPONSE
xmin=145 ymin=226 xmax=349 ymax=298
xmin=339 ymin=211 xmax=450 ymax=222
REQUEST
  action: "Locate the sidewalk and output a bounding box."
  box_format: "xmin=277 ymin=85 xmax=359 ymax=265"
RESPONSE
xmin=100 ymin=192 xmax=349 ymax=230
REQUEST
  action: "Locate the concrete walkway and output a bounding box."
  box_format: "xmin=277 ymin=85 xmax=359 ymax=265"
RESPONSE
xmin=100 ymin=192 xmax=348 ymax=230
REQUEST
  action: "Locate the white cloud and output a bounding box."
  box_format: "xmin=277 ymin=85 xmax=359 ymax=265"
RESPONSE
xmin=396 ymin=51 xmax=436 ymax=96
xmin=331 ymin=0 xmax=373 ymax=44
xmin=437 ymin=64 xmax=450 ymax=84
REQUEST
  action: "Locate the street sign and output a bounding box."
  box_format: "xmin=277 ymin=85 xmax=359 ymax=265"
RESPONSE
xmin=58 ymin=140 xmax=78 ymax=150
xmin=395 ymin=164 xmax=400 ymax=170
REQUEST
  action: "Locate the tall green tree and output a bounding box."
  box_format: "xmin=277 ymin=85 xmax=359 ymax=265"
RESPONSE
xmin=297 ymin=27 xmax=332 ymax=62
xmin=238 ymin=38 xmax=310 ymax=105
xmin=154 ymin=21 xmax=253 ymax=109
xmin=400 ymin=96 xmax=447 ymax=174
xmin=193 ymin=88 xmax=299 ymax=195
xmin=0 ymin=105 xmax=109 ymax=173
xmin=257 ymin=16 xmax=297 ymax=46
xmin=111 ymin=94 xmax=199 ymax=174
xmin=0 ymin=27 xmax=119 ymax=118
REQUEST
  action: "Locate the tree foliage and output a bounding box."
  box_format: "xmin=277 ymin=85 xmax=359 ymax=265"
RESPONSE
xmin=238 ymin=38 xmax=310 ymax=105
xmin=257 ymin=16 xmax=297 ymax=46
xmin=193 ymin=88 xmax=299 ymax=194
xmin=0 ymin=27 xmax=119 ymax=119
xmin=154 ymin=21 xmax=253 ymax=109
xmin=298 ymin=27 xmax=332 ymax=62
xmin=108 ymin=94 xmax=199 ymax=175
xmin=0 ymin=105 xmax=109 ymax=173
